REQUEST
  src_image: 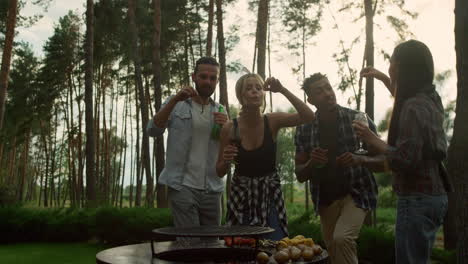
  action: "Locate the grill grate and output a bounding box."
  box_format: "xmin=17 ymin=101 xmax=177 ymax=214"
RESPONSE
xmin=153 ymin=225 xmax=274 ymax=238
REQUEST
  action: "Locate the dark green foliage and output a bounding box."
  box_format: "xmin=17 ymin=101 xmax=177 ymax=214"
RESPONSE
xmin=357 ymin=226 xmax=395 ymax=264
xmin=0 ymin=184 xmax=16 ymax=206
xmin=0 ymin=243 xmax=106 ymax=264
xmin=377 ymin=186 xmax=397 ymax=208
xmin=95 ymin=207 xmax=172 ymax=245
xmin=287 ymin=210 xmax=323 ymax=243
xmin=3 ymin=42 xmax=40 ymax=142
xmin=0 ymin=207 xmax=172 ymax=245
xmin=431 ymin=248 xmax=456 ymax=264
xmin=277 ymin=126 xmax=297 ymax=203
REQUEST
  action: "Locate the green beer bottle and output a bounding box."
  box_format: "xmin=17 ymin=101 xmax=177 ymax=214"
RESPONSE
xmin=211 ymin=105 xmax=224 ymax=140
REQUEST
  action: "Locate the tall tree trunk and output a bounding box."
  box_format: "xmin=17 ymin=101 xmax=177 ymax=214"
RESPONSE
xmin=447 ymin=0 xmax=468 ymax=261
xmin=363 ymin=0 xmax=376 ymax=227
xmin=49 ymin=112 xmax=59 ymax=207
xmin=216 ymin=0 xmax=229 ymax=113
xmin=112 ymin=91 xmax=120 ymax=206
xmin=118 ymin=93 xmax=128 ymax=207
xmin=206 ymin=0 xmax=215 ymax=56
xmin=40 ymin=121 xmax=50 ymax=208
xmin=38 ymin=157 xmax=44 ymax=206
xmin=17 ymin=128 xmax=31 ymax=202
xmin=25 ymin=163 xmax=36 ymax=202
xmin=188 ymin=27 xmax=196 ymax=69
xmin=256 ymin=0 xmax=269 ymax=79
xmin=101 ymin=73 xmax=110 ymax=205
xmin=152 ymin=0 xmax=167 ymax=208
xmin=73 ymin=73 xmax=84 ymax=207
xmin=65 ymin=79 xmax=77 ymax=207
xmin=7 ymin=137 xmax=17 ymax=185
xmin=0 ymin=0 xmax=18 ymax=130
xmin=194 ymin=1 xmax=203 ymax=57
xmin=129 ymin=88 xmax=135 ymax=207
xmin=68 ymin=73 xmax=77 ymax=206
xmin=85 ymin=0 xmax=97 ymax=207
xmin=128 ymin=0 xmax=153 ymax=207
xmin=57 ymin=130 xmax=66 ymax=207
xmin=183 ymin=16 xmax=190 ymax=85
xmin=364 ymin=0 xmax=375 ymax=120
xmin=134 ymin=65 xmax=142 ymax=206
xmin=268 ymin=9 xmax=273 ymax=112
xmin=95 ymin=66 xmax=102 ymax=195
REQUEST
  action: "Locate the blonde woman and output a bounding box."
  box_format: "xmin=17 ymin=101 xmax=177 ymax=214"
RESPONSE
xmin=216 ymin=73 xmax=315 ymax=240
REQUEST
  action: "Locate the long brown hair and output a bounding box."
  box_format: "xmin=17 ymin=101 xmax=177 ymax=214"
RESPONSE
xmin=387 ymin=40 xmax=435 ymax=145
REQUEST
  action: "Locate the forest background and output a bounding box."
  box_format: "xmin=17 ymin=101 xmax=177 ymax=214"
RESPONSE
xmin=0 ymin=0 xmax=467 ymax=262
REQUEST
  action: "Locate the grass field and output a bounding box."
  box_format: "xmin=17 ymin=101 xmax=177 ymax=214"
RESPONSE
xmin=0 ymin=243 xmax=106 ymax=264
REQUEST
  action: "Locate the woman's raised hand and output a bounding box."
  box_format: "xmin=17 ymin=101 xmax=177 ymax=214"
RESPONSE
xmin=360 ymin=67 xmax=389 ymax=82
xmin=264 ymin=77 xmax=286 ymax=93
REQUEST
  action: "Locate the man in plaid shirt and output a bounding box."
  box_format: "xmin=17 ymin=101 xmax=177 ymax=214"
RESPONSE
xmin=295 ymin=73 xmax=378 ymax=264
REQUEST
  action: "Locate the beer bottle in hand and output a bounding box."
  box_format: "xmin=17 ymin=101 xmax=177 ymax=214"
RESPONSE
xmin=211 ymin=105 xmax=224 ymax=140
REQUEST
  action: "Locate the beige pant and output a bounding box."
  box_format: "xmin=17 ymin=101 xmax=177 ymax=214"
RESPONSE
xmin=319 ymin=195 xmax=367 ymax=264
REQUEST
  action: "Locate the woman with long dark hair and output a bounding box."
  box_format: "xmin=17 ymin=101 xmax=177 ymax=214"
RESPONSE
xmin=354 ymin=40 xmax=451 ymax=263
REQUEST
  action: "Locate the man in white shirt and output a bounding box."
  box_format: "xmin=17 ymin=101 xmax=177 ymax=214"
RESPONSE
xmin=147 ymin=57 xmax=228 ymax=228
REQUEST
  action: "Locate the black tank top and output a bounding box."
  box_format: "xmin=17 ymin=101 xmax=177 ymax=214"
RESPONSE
xmin=233 ymin=115 xmax=277 ymax=177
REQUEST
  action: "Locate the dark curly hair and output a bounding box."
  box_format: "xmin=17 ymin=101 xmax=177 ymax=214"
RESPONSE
xmin=302 ymin=73 xmax=328 ymax=93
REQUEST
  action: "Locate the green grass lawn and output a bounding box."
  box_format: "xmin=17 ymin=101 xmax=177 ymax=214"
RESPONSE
xmin=0 ymin=243 xmax=106 ymax=264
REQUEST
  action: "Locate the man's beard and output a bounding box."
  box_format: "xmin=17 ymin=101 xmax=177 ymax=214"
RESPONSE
xmin=195 ymin=83 xmax=214 ymax=98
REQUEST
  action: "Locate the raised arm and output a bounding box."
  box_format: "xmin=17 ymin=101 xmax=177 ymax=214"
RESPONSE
xmin=153 ymin=86 xmax=197 ymax=128
xmin=264 ymin=77 xmax=315 ymax=132
xmin=360 ymin=67 xmax=394 ymax=96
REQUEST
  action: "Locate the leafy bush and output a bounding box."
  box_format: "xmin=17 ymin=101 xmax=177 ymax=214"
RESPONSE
xmin=0 ymin=207 xmax=172 ymax=245
xmin=0 ymin=184 xmax=16 ymax=206
xmin=377 ymin=186 xmax=397 ymax=208
xmin=431 ymin=248 xmax=456 ymax=264
xmin=288 ymin=210 xmax=323 ymax=245
xmin=95 ymin=207 xmax=172 ymax=245
xmin=357 ymin=226 xmax=395 ymax=264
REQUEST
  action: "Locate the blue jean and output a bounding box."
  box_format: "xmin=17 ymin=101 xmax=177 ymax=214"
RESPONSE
xmin=395 ymin=193 xmax=448 ymax=264
xmin=241 ymin=202 xmax=287 ymax=241
xmin=262 ymin=204 xmax=287 ymax=241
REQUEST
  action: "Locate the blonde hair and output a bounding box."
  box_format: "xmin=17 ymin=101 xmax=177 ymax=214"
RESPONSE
xmin=235 ymin=73 xmax=266 ymax=112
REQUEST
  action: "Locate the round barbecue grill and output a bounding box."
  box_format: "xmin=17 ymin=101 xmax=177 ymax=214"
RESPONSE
xmin=151 ymin=225 xmax=273 ymax=263
xmin=153 ymin=225 xmax=274 ymax=238
xmin=96 ymin=225 xmax=329 ymax=263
